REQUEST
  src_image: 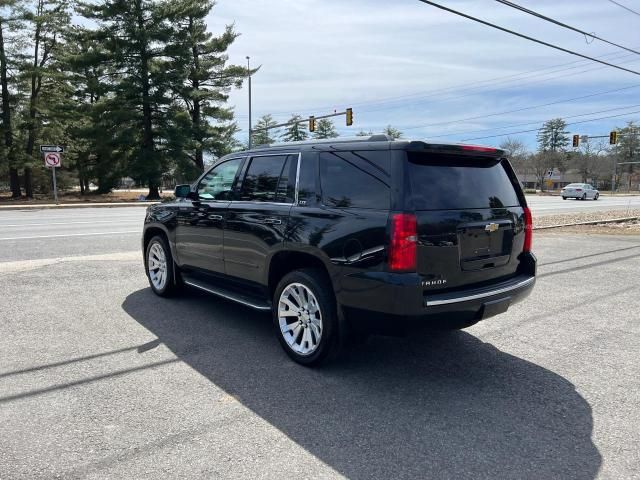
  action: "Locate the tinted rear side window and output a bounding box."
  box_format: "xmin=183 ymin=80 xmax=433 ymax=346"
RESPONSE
xmin=407 ymin=152 xmax=520 ymax=210
xmin=239 ymin=155 xmax=295 ymax=203
xmin=319 ymin=151 xmax=390 ymax=209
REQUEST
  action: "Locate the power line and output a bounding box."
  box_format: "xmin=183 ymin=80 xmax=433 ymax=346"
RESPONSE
xmin=607 ymin=0 xmax=640 ymax=17
xmin=416 ymin=0 xmax=640 ymax=76
xmin=425 ymin=104 xmax=640 ymax=139
xmin=495 ymin=0 xmax=640 ymax=55
xmin=403 ymin=83 xmax=640 ymax=131
xmin=459 ymin=109 xmax=640 ymax=141
xmin=236 ymin=48 xmax=640 ymax=120
xmin=355 ymin=57 xmax=640 ymax=116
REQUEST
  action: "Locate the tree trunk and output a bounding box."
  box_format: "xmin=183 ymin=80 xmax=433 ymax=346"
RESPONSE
xmin=9 ymin=169 xmax=20 ymax=196
xmin=24 ymin=2 xmax=43 ymax=199
xmin=0 ymin=18 xmax=20 ymax=197
xmin=190 ymin=20 xmax=205 ymax=173
xmin=135 ymin=0 xmax=158 ymax=199
xmin=146 ymin=184 xmax=160 ymax=200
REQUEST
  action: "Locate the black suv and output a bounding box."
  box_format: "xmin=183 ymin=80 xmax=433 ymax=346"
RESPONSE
xmin=142 ymin=135 xmax=536 ymax=365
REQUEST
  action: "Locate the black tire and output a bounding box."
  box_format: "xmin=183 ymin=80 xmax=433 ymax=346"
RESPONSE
xmin=562 ymin=197 xmax=567 ymax=200
xmin=145 ymin=235 xmax=181 ymax=297
xmin=581 ymin=194 xmax=587 ymax=201
xmin=594 ymin=193 xmax=599 ymax=200
xmin=272 ymin=268 xmax=339 ymax=366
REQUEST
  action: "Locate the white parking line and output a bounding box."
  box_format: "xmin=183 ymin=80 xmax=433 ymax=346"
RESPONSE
xmin=0 ymin=231 xmax=141 ymax=241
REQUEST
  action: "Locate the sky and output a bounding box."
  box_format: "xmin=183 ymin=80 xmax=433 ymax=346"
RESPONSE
xmin=205 ymin=0 xmax=640 ymax=149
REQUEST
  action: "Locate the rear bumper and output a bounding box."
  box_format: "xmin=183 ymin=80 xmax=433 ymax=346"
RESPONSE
xmin=340 ymin=253 xmax=536 ymax=333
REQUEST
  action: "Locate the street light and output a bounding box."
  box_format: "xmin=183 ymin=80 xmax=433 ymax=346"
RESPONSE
xmin=246 ymin=56 xmax=252 ymax=149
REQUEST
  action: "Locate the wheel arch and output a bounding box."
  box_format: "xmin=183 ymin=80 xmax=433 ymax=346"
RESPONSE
xmin=267 ymin=249 xmax=336 ymax=297
xmin=143 ymin=224 xmax=177 ymax=261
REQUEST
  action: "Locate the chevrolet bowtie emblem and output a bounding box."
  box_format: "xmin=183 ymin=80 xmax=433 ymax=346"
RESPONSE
xmin=484 ymin=223 xmax=499 ymax=233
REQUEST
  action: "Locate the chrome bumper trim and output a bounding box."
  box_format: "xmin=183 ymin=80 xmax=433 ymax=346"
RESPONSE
xmin=425 ymin=276 xmax=535 ymax=307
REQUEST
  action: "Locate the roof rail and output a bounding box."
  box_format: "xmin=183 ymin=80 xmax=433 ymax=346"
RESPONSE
xmin=252 ymin=134 xmax=394 ymax=149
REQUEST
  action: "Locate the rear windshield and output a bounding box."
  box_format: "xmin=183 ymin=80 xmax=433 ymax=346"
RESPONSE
xmin=566 ymin=184 xmax=584 ymax=188
xmin=407 ymin=152 xmax=520 ymax=210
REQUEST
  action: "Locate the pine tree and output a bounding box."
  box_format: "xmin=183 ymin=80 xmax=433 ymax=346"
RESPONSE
xmin=613 ymin=121 xmax=639 ymax=190
xmin=20 ymin=0 xmax=70 ymax=197
xmin=537 ymin=118 xmax=569 ymax=152
xmin=252 ymin=114 xmax=278 ymax=145
xmin=60 ymin=26 xmax=115 ymax=193
xmin=383 ymin=125 xmax=403 ymax=140
xmin=78 ymin=0 xmax=174 ymax=199
xmin=166 ymin=0 xmax=247 ymax=175
xmin=282 ymin=115 xmax=308 ymax=142
xmin=313 ymin=118 xmax=338 ymax=139
xmin=0 ymin=0 xmax=21 ymax=196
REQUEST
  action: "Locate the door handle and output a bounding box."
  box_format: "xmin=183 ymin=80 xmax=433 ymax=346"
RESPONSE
xmin=208 ymin=214 xmax=224 ymax=221
xmin=262 ymin=217 xmax=282 ymax=225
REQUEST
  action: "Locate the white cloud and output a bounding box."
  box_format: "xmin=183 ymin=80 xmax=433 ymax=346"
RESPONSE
xmin=207 ymin=0 xmax=640 ymax=147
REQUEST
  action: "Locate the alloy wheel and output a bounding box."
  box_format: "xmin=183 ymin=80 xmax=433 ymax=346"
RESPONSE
xmin=148 ymin=242 xmax=168 ymax=291
xmin=278 ymin=283 xmax=323 ymax=356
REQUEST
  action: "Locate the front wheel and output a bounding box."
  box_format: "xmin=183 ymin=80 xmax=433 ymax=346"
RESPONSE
xmin=594 ymin=193 xmax=599 ymax=200
xmin=145 ymin=235 xmax=180 ymax=297
xmin=273 ymin=269 xmax=339 ymax=366
xmin=562 ymin=197 xmax=567 ymax=200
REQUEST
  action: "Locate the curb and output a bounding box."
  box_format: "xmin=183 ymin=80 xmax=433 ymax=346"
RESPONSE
xmin=534 ymin=216 xmax=640 ymax=230
xmin=0 ymin=202 xmax=161 ymax=211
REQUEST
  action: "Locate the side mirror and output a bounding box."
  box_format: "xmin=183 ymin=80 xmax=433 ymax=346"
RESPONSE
xmin=174 ymin=184 xmax=191 ymax=198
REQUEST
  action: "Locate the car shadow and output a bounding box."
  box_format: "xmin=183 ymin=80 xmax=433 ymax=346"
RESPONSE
xmin=122 ymin=288 xmax=601 ymax=480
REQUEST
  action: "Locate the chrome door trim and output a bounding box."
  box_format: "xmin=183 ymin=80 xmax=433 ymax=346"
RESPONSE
xmin=294 ymin=152 xmax=302 ymax=206
xmin=229 ymin=152 xmax=301 ymax=207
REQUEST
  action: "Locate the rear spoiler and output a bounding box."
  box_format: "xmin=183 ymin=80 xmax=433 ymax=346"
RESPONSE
xmin=401 ymin=141 xmax=506 ymax=158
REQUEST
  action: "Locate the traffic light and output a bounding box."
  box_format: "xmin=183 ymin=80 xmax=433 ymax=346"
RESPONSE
xmin=609 ymin=131 xmax=618 ymax=145
xmin=572 ymin=135 xmax=579 ymax=148
xmin=346 ymin=108 xmax=353 ymax=126
xmin=309 ymin=116 xmax=316 ymax=132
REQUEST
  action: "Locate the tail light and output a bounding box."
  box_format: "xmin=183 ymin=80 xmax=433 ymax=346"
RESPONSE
xmin=576 ymin=188 xmax=582 ymax=192
xmin=523 ymin=207 xmax=533 ymax=253
xmin=389 ymin=213 xmax=417 ymax=272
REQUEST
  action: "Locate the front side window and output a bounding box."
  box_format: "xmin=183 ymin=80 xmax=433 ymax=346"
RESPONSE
xmin=239 ymin=155 xmax=296 ymax=203
xmin=197 ymin=158 xmax=243 ymax=200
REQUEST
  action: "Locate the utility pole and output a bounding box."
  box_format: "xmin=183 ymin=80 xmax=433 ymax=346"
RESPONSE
xmin=247 ymin=56 xmax=252 ymax=149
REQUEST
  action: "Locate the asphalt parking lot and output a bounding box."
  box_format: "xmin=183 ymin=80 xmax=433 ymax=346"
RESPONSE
xmin=1 ymin=209 xmax=639 ymax=479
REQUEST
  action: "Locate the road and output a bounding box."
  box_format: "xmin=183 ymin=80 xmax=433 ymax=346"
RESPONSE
xmin=526 ymin=194 xmax=640 ymax=215
xmin=0 ymin=207 xmax=145 ymax=261
xmin=1 ymin=208 xmax=639 ymax=479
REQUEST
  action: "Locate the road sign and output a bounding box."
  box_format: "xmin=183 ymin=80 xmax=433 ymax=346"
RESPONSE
xmin=546 ymin=169 xmax=560 ymax=180
xmin=40 ymin=145 xmax=64 ymax=153
xmin=44 ymin=152 xmax=61 ymax=168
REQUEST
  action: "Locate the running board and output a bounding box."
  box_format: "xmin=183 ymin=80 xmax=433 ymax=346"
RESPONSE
xmin=182 ymin=276 xmax=271 ymax=311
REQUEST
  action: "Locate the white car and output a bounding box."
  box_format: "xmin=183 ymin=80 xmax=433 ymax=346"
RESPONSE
xmin=561 ymin=183 xmax=599 ymax=201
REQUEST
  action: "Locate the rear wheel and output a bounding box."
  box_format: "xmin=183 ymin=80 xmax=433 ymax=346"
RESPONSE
xmin=581 ymin=194 xmax=587 ymax=200
xmin=562 ymin=197 xmax=567 ymax=200
xmin=273 ymin=269 xmax=338 ymax=366
xmin=145 ymin=235 xmax=180 ymax=297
